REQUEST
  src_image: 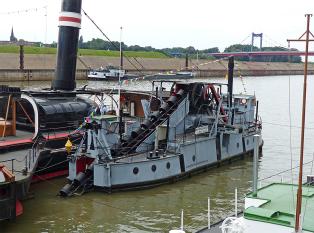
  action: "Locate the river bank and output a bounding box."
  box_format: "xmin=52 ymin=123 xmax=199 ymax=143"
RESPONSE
xmin=0 ymin=53 xmax=313 ymax=81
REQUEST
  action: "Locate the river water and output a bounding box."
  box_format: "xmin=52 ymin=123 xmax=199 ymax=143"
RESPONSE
xmin=1 ymin=75 xmax=314 ymax=233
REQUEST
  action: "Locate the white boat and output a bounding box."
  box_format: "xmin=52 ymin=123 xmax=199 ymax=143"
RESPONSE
xmin=144 ymin=71 xmax=196 ymax=80
xmin=88 ymin=66 xmax=134 ymax=80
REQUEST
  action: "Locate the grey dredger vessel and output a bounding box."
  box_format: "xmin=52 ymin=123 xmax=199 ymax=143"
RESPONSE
xmin=60 ymin=56 xmax=263 ymax=195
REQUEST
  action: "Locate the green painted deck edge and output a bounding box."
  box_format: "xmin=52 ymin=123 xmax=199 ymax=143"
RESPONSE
xmin=244 ymin=183 xmax=314 ymax=232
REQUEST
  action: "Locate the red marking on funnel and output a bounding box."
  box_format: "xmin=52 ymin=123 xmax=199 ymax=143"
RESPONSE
xmin=59 ymin=16 xmax=81 ymax=23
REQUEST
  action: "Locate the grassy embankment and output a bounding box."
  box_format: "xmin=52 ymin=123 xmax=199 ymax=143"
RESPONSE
xmin=0 ymin=45 xmax=169 ymax=58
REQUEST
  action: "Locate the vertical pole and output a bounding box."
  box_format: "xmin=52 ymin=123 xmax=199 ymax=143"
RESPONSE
xmin=235 ymin=188 xmax=238 ymax=217
xmin=44 ymin=6 xmax=48 ymax=45
xmin=208 ymin=197 xmax=211 ymax=230
xmin=155 ymin=126 xmax=159 ymax=151
xmin=180 ymin=209 xmax=184 ymax=231
xmin=260 ymin=33 xmax=263 ymax=50
xmin=118 ymin=26 xmax=123 ymax=117
xmin=251 ymin=32 xmax=254 ymax=52
xmin=253 ymin=135 xmax=259 ymax=197
xmin=12 ymin=99 xmax=16 ymax=135
xmin=255 ymin=101 xmax=259 ymax=125
xmin=2 ymin=95 xmax=12 ymax=138
xmin=19 ymin=45 xmax=24 ymax=70
xmin=185 ymin=54 xmax=188 ymax=70
xmin=119 ymin=109 xmax=123 ymax=140
xmin=295 ymin=14 xmax=312 ymax=233
xmin=120 ymin=26 xmax=123 ymax=70
xmin=228 ymin=56 xmax=234 ymax=109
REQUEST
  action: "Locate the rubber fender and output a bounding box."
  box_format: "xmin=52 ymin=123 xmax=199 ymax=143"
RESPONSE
xmin=167 ymin=95 xmax=178 ymax=106
xmin=140 ymin=119 xmax=153 ymax=129
xmin=59 ymin=183 xmax=72 ymax=197
xmin=159 ymin=102 xmax=169 ymax=113
xmin=176 ymin=89 xmax=184 ymax=98
xmin=73 ymin=172 xmax=87 ymax=186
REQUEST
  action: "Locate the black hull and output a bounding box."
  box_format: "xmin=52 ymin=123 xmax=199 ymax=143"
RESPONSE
xmin=0 ymin=138 xmax=72 ymax=221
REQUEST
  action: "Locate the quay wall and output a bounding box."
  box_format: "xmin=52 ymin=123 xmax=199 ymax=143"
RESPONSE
xmin=0 ymin=69 xmax=88 ymax=82
xmin=0 ymin=53 xmax=314 ymax=81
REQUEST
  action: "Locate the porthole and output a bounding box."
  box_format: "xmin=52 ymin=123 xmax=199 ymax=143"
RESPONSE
xmin=166 ymin=162 xmax=171 ymax=169
xmin=192 ymin=155 xmax=196 ymax=162
xmin=151 ymin=165 xmax=157 ymax=172
xmin=133 ymin=167 xmax=139 ymax=175
xmin=237 ymin=142 xmax=239 ymax=148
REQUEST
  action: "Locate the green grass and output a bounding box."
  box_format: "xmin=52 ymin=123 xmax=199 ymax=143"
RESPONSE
xmin=0 ymin=45 xmax=168 ymax=58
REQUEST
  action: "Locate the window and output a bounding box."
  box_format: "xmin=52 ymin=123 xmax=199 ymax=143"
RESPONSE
xmin=133 ymin=167 xmax=139 ymax=175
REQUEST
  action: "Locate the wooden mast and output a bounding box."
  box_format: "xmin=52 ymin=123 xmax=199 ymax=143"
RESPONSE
xmin=287 ymin=14 xmax=313 ymax=232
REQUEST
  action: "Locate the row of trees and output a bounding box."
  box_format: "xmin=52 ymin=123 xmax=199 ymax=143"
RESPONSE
xmin=60 ymin=36 xmax=301 ymax=63
xmin=224 ymin=44 xmax=301 ymax=62
xmin=77 ymin=36 xmax=220 ymax=59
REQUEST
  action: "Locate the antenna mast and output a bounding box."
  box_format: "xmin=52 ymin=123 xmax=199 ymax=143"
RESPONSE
xmin=287 ymin=14 xmax=314 ymax=233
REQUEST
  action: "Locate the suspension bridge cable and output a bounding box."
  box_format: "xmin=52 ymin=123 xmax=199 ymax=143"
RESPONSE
xmin=263 ymin=34 xmax=288 ymax=48
xmin=81 ymin=9 xmax=145 ymax=75
xmin=237 ymin=34 xmax=251 ymax=45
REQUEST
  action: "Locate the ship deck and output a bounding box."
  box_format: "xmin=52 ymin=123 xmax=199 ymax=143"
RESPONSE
xmin=244 ymin=183 xmax=314 ymax=232
xmin=115 ymin=131 xmax=212 ymax=163
xmin=0 ymin=130 xmax=33 ymax=148
xmin=0 ymin=129 xmax=72 ymax=182
xmin=0 ymin=148 xmax=35 ymax=182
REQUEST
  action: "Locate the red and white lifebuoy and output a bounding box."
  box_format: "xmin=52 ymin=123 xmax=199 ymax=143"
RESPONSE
xmin=59 ymin=11 xmax=81 ymax=28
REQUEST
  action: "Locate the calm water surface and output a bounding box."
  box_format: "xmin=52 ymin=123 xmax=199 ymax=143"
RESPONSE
xmin=1 ymin=75 xmax=314 ymax=233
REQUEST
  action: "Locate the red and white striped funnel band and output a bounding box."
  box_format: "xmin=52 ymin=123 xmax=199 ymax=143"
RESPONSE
xmin=59 ymin=11 xmax=82 ymax=28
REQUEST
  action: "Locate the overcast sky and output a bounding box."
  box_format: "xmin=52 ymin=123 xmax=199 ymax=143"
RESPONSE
xmin=0 ymin=0 xmax=314 ymax=52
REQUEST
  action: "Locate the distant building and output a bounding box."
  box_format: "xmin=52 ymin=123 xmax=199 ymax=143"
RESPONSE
xmin=0 ymin=27 xmax=45 ymax=47
xmin=10 ymin=27 xmax=17 ymax=42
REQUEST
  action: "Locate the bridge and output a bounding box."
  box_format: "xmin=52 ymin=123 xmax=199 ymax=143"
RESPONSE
xmin=208 ymin=51 xmax=314 ymax=57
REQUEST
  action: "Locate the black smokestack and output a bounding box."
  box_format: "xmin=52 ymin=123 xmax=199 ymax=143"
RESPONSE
xmin=52 ymin=0 xmax=82 ymax=91
xmin=228 ymin=56 xmax=234 ymax=108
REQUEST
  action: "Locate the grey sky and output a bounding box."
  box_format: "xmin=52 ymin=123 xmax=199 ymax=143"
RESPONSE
xmin=0 ymin=0 xmax=313 ymax=52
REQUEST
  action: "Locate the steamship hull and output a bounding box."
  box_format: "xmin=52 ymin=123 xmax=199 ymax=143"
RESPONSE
xmin=91 ymin=134 xmax=263 ymax=192
xmin=60 ymin=79 xmax=263 ymax=197
xmin=0 ymin=0 xmax=93 ymax=221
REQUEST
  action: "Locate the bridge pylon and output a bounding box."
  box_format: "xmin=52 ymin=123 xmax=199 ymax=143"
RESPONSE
xmin=251 ymin=33 xmax=263 ymax=51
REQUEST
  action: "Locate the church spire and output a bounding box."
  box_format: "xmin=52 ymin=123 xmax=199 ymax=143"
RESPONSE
xmin=10 ymin=26 xmax=17 ymax=42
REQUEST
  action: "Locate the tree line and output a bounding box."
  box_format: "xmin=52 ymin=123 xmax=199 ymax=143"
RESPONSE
xmin=224 ymin=44 xmax=301 ymax=62
xmin=52 ymin=36 xmax=302 ymax=63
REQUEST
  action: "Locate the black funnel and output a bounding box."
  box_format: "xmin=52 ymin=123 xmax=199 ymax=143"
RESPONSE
xmin=52 ymin=0 xmax=82 ymax=91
